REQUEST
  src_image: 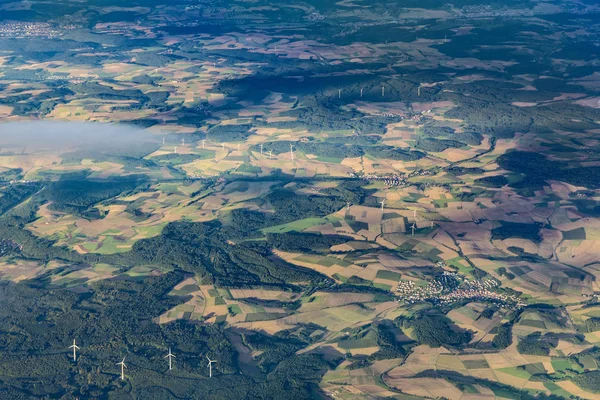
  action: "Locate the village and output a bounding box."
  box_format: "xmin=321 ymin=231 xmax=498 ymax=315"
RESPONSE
xmin=396 ymin=271 xmax=524 ymax=308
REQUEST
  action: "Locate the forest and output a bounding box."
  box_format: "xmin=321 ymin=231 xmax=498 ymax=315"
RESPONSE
xmin=0 ymin=178 xmax=351 ymax=398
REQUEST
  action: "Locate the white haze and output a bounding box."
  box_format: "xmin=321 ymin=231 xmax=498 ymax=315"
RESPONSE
xmin=0 ymin=121 xmax=158 ymax=153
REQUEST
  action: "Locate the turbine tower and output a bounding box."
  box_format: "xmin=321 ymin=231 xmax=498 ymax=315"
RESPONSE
xmin=69 ymin=339 xmax=80 ymax=362
xmin=117 ymin=357 xmax=127 ymax=381
xmin=165 ymin=348 xmax=175 ymax=371
xmin=206 ymin=356 xmax=217 ymax=378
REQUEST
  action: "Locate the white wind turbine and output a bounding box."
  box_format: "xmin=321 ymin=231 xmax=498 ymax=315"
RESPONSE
xmin=69 ymin=339 xmax=80 ymax=362
xmin=117 ymin=357 xmax=127 ymax=381
xmin=206 ymin=356 xmax=217 ymax=378
xmin=165 ymin=348 xmax=175 ymax=371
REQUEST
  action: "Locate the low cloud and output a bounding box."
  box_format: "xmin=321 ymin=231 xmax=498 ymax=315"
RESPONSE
xmin=0 ymin=121 xmax=158 ymax=154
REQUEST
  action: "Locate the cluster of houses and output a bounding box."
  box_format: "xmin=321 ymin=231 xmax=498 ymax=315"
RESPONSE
xmin=362 ymin=173 xmax=407 ymax=187
xmin=396 ymin=271 xmax=523 ymax=308
xmin=0 ymin=22 xmax=62 ymax=38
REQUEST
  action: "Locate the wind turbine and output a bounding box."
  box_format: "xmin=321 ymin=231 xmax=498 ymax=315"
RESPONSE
xmin=360 ymin=87 xmax=364 ymax=98
xmin=413 ymin=209 xmax=417 ymax=219
xmin=69 ymin=339 xmax=80 ymax=362
xmin=418 ymin=84 xmax=421 ymax=97
xmin=379 ymin=199 xmax=385 ymax=211
xmin=117 ymin=357 xmax=127 ymax=381
xmin=221 ymin=143 xmax=225 ymax=150
xmin=162 ymin=136 xmax=166 ymax=145
xmin=290 ymin=143 xmax=294 ymax=162
xmin=268 ymin=150 xmax=273 ymax=159
xmin=382 ymin=85 xmax=385 ymax=97
xmin=237 ymin=143 xmax=240 ymax=152
xmin=411 ymin=223 xmax=416 ymax=236
xmin=346 ymin=202 xmax=351 ymax=211
xmin=259 ymin=143 xmax=263 ymax=154
xmin=206 ymin=356 xmax=217 ymax=378
xmin=430 ymin=220 xmax=434 ymax=228
xmin=173 ymin=146 xmax=178 ymax=154
xmin=181 ymin=138 xmax=185 ymax=146
xmin=338 ymin=89 xmax=341 ymax=99
xmin=202 ymin=139 xmax=206 ymax=149
xmin=165 ymin=348 xmax=175 ymax=371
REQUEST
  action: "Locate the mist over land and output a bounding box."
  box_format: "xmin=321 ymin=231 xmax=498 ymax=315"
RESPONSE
xmin=0 ymin=121 xmax=157 ymax=154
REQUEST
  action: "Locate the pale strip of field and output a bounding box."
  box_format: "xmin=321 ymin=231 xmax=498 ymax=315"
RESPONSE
xmin=233 ymin=319 xmax=295 ymax=335
xmin=436 ymin=355 xmax=466 ymax=370
xmin=229 ymin=289 xmax=294 ymax=301
xmin=0 ymin=259 xmax=46 ymax=282
xmin=0 ymin=105 xmax=13 ymax=117
xmin=388 ymin=376 xmax=463 ymax=400
xmin=50 ymin=263 xmax=121 ymax=286
xmin=555 ymin=340 xmax=593 ymax=356
xmin=483 ymin=353 xmax=515 ymax=369
xmin=557 ymin=239 xmax=600 ymax=268
xmin=283 ymin=303 xmax=396 ymax=332
xmin=300 ymin=293 xmax=375 ymax=312
xmin=0 ymin=154 xmax=62 ymax=178
xmin=555 ymin=381 xmax=597 ymax=400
